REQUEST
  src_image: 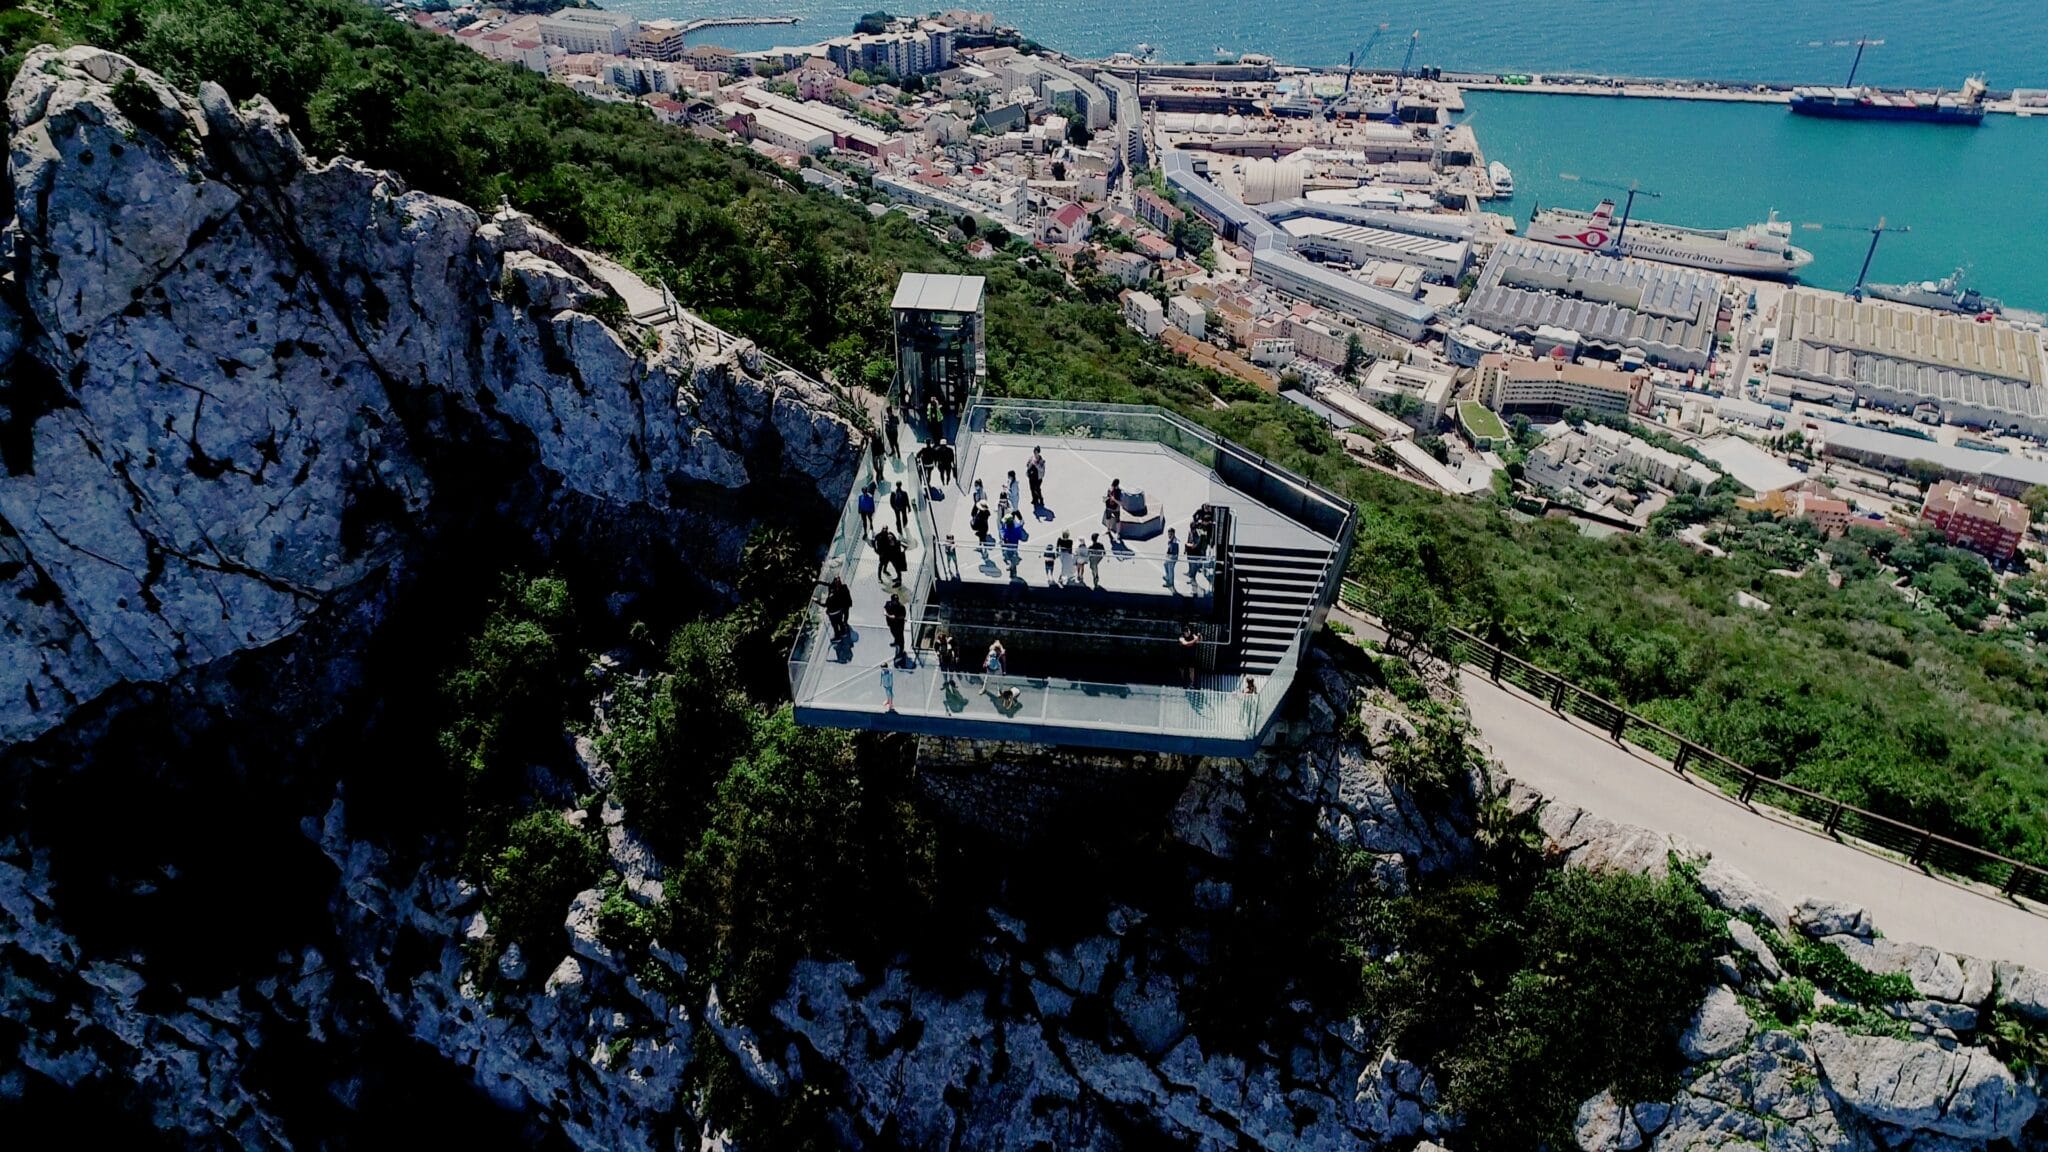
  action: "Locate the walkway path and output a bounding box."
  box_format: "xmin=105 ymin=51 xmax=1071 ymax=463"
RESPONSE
xmin=1334 ymin=609 xmax=2048 ymax=965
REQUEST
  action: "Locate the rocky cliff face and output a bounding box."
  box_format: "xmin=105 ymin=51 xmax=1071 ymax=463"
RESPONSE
xmin=0 ymin=45 xmax=855 ymax=749
xmin=1 ymin=45 xmax=2044 ymax=1152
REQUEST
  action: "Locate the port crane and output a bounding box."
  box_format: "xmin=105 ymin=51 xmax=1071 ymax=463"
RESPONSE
xmin=1558 ymin=173 xmax=1661 ymax=253
xmin=1341 ymin=25 xmax=1391 ymax=99
xmin=1395 ymin=30 xmax=1421 ymax=91
xmin=1800 ymin=217 xmax=1911 ymax=297
xmin=1831 ymin=36 xmax=1885 ymax=87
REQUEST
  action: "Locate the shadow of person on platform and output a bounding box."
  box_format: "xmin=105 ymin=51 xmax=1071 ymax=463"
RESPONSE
xmin=830 ymin=627 xmax=857 ymax=663
xmin=1033 ymin=503 xmax=1057 ymax=521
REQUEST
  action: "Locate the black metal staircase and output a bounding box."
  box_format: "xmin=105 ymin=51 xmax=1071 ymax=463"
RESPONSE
xmin=1227 ymin=543 xmax=1331 ymax=676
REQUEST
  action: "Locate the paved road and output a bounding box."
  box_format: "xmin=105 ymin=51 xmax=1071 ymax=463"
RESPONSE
xmin=1336 ymin=611 xmax=2048 ymax=964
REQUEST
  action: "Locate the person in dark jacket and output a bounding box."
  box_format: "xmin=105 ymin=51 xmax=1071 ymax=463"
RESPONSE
xmin=883 ymin=406 xmax=901 ymax=458
xmin=890 ymin=481 xmax=911 ymax=531
xmin=883 ymin=594 xmax=907 ymax=659
xmin=873 ymin=527 xmax=906 ymax=584
xmin=856 ymin=484 xmax=876 ymax=537
xmin=935 ymin=439 xmax=956 ymax=485
xmin=820 ymin=576 xmax=853 ymax=640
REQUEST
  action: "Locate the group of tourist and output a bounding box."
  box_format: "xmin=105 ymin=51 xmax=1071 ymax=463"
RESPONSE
xmin=837 ymin=415 xmax=1257 ymax=720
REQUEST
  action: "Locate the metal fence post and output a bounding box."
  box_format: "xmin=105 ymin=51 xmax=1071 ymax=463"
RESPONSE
xmin=1825 ymin=803 xmax=1844 ymax=836
xmin=1549 ymin=678 xmax=1567 ymax=712
xmin=2006 ymin=865 xmax=2029 ymax=897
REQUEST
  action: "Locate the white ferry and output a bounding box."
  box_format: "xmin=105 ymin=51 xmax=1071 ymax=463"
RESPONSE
xmin=1487 ymin=161 xmax=1513 ymax=197
xmin=1525 ymin=199 xmax=1814 ymax=278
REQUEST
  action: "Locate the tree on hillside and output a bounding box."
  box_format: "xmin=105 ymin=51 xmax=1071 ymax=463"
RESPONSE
xmin=1342 ymin=333 xmax=1367 ymax=380
xmin=1905 ymin=458 xmax=1946 ymax=494
xmin=2022 ymin=485 xmax=2048 ymax=523
xmin=1169 ymin=214 xmax=1213 ymax=261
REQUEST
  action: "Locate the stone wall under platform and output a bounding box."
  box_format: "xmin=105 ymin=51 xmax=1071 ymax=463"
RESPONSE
xmin=929 ymin=593 xmax=1224 ymax=682
xmin=913 ymin=736 xmax=1197 ymax=844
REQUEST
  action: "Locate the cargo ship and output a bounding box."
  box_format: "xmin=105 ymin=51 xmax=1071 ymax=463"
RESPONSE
xmin=1525 ymin=200 xmax=1814 ymax=278
xmin=1788 ymin=76 xmax=1988 ymax=125
xmin=1787 ymin=38 xmax=1987 ymax=125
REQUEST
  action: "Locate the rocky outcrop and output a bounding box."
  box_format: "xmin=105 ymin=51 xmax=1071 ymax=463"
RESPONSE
xmin=1810 ymin=1028 xmax=2035 ymax=1142
xmin=1525 ymin=790 xmax=2048 ymax=1152
xmin=3 ymin=43 xmax=2046 ymax=1152
xmin=0 ymin=45 xmax=855 ymax=748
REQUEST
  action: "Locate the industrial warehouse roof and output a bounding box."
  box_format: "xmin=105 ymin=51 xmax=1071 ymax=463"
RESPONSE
xmin=1812 ymin=420 xmax=2048 ymax=489
xmin=1463 ymin=240 xmax=1718 ymax=367
xmin=1781 ymin=291 xmax=2043 ymax=385
xmin=1253 ymin=250 xmax=1440 ymax=324
xmin=1278 ymin=216 xmax=1469 ymax=265
xmin=1770 ymin=290 xmax=2048 ymax=422
xmin=891 ymin=273 xmax=986 ymax=313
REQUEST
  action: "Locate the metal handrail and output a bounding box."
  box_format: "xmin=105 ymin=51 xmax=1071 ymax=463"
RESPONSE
xmin=1338 ymin=578 xmax=2048 ymax=903
xmin=970 ymin=398 xmax=1356 ymax=541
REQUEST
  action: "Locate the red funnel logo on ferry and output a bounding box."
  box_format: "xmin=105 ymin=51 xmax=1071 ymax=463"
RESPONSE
xmin=1571 ymin=228 xmax=1608 ymax=248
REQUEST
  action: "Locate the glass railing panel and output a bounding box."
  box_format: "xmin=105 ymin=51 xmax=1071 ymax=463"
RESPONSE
xmin=1038 ymin=677 xmax=1161 ymax=729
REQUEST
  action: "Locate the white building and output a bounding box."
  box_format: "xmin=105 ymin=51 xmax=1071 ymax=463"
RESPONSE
xmin=1527 ymin=425 xmax=1718 ymax=496
xmin=1251 ymin=337 xmax=1297 ymax=367
xmin=539 ymin=9 xmax=638 ymax=56
xmin=1038 ymin=201 xmax=1090 ymax=245
xmin=1362 ymin=357 xmax=1456 ymax=430
xmin=1769 ymin=289 xmax=2048 ymax=437
xmin=1168 ymin=295 xmax=1206 ymax=340
xmin=1122 ymin=290 xmax=1166 ymax=337
xmin=1249 ymin=250 xmax=1435 ymax=342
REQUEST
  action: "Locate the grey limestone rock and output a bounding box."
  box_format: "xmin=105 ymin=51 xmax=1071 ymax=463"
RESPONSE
xmin=1680 ymin=985 xmax=1753 ymax=1062
xmin=0 ymin=45 xmax=855 ymax=749
xmin=1792 ymin=897 xmax=1874 ymax=940
xmin=1576 ymin=1088 xmax=1644 ymax=1151
xmin=1993 ymin=961 xmax=2048 ymax=1026
xmin=1822 ymin=934 xmax=1967 ymax=1002
xmin=1810 ymin=1026 xmax=2037 ymax=1141
xmin=1726 ymin=918 xmax=1784 ymax=981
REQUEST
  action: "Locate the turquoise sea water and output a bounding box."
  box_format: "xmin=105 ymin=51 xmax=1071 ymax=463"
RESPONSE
xmin=611 ymin=0 xmax=2048 ymax=305
xmin=608 ymin=0 xmax=2046 ymax=86
xmin=1464 ymin=92 xmax=2048 ymax=308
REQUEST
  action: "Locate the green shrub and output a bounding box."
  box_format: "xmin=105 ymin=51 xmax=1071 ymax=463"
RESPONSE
xmin=1762 ymin=977 xmax=1816 ymax=1026
xmin=1984 ymin=1004 xmax=2048 ymax=1075
xmin=1368 ymin=867 xmax=1724 ymax=1149
xmin=435 ymin=572 xmax=579 ymax=868
xmin=660 ymin=711 xmax=935 ymax=1018
xmin=482 ymin=808 xmax=601 ymax=975
xmin=1773 ymin=932 xmax=1917 ymax=1005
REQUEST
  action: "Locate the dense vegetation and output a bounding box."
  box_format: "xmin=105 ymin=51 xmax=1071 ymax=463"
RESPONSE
xmin=1 ymin=0 xmax=2036 ymax=1123
xmin=429 ymin=571 xmax=1723 ymax=1149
